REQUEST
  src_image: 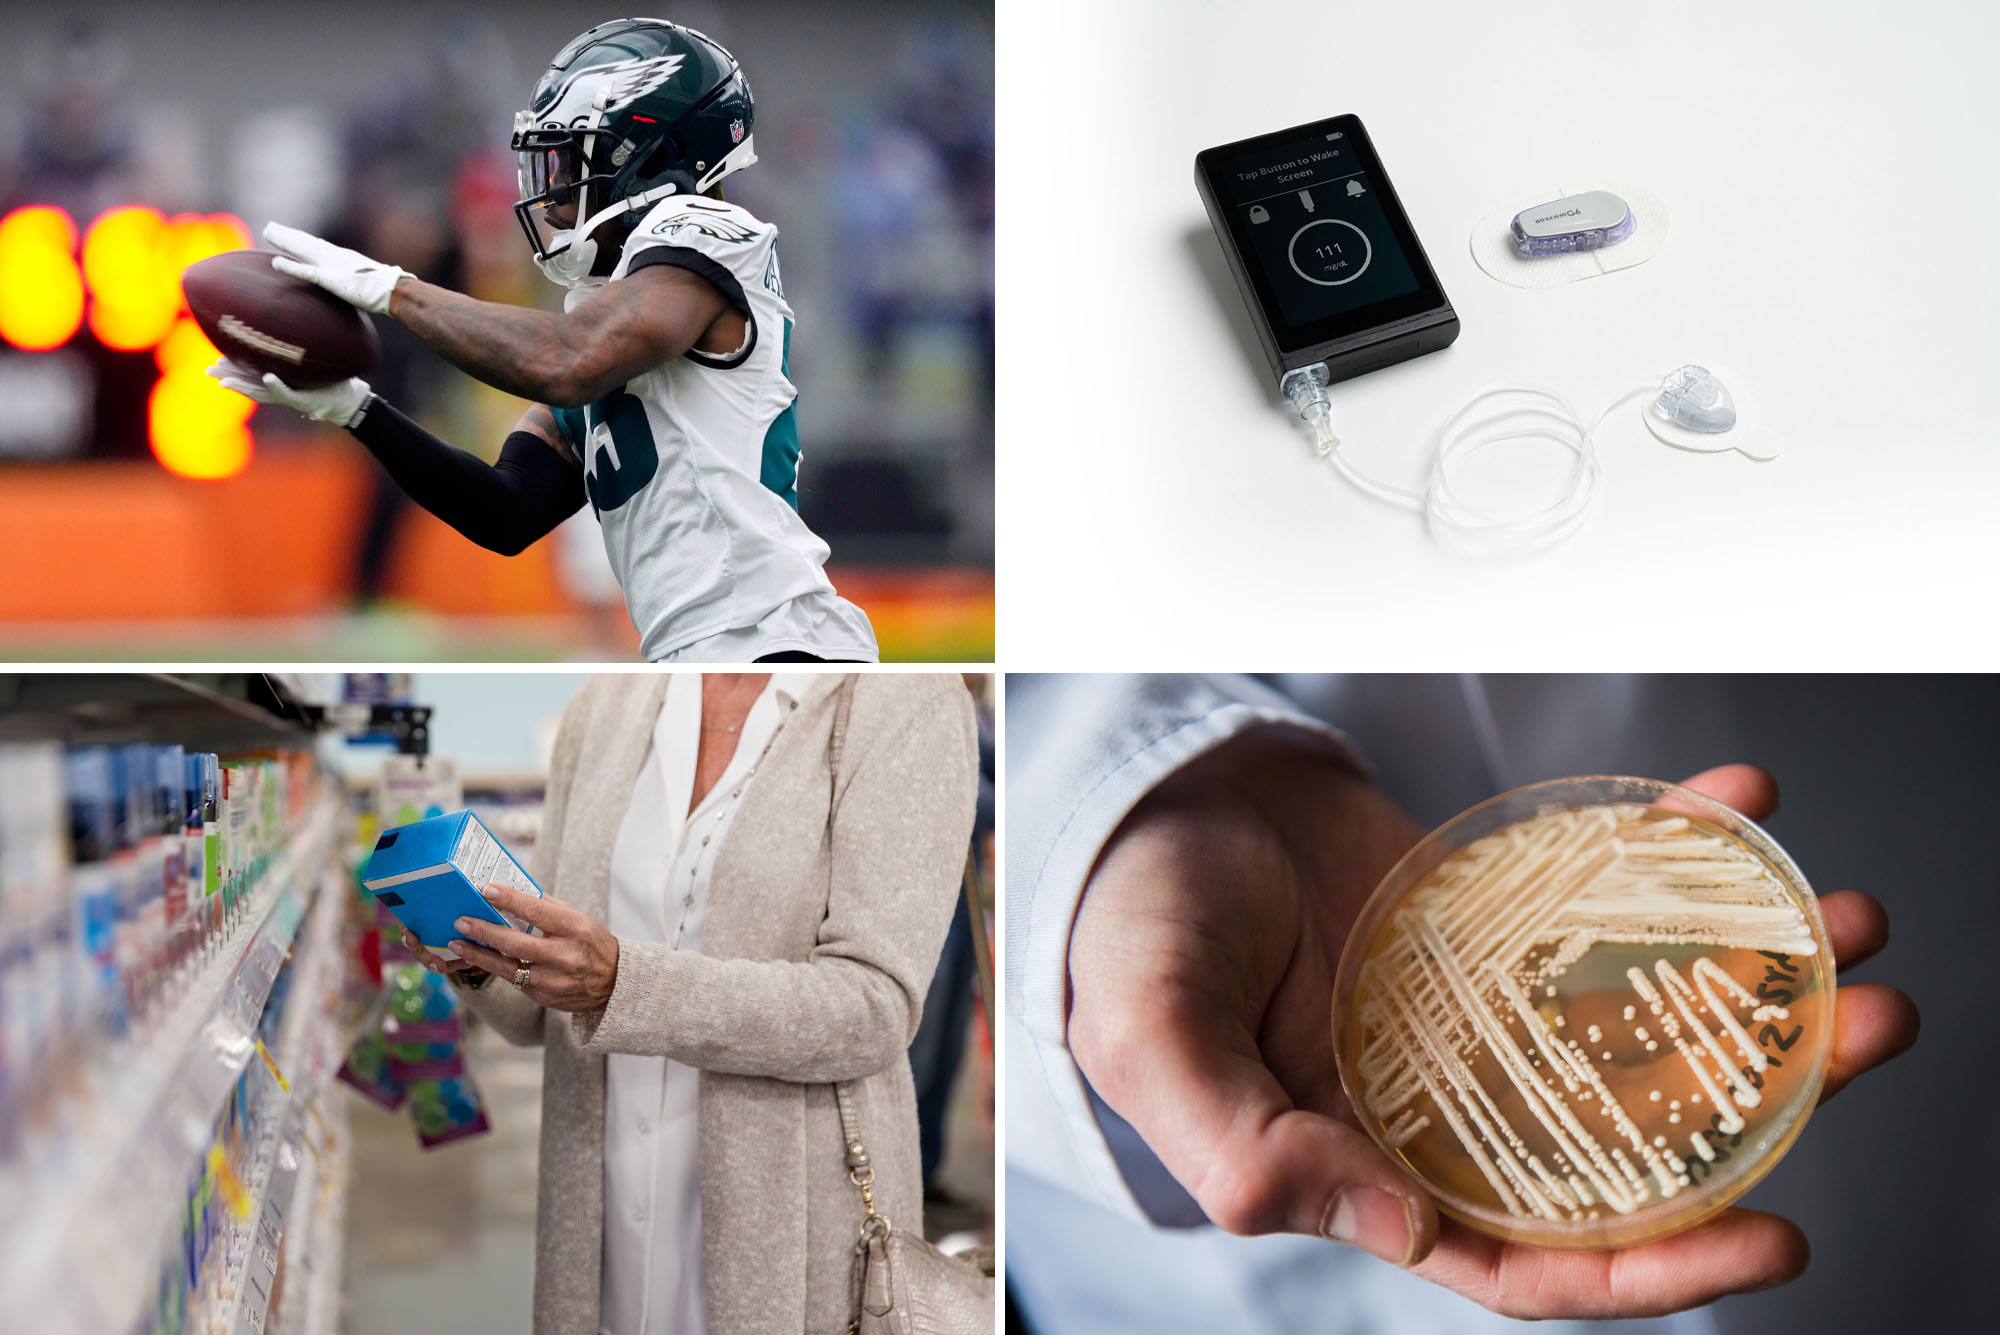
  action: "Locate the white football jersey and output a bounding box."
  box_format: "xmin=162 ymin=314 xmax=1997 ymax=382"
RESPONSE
xmin=550 ymin=195 xmax=878 ymax=661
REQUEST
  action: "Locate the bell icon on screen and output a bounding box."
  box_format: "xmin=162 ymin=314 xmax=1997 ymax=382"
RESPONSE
xmin=1249 ymin=204 xmax=1270 ymax=224
xmin=1347 ymin=179 xmax=1366 ymax=197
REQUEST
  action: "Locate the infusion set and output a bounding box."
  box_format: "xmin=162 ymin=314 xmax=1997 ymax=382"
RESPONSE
xmin=1195 ymin=114 xmax=1772 ymax=555
xmin=1194 ymin=114 xmax=1459 ymax=387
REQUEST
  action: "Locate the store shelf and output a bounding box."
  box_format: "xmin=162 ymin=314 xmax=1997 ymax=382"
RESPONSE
xmin=208 ymin=872 xmax=352 ymax=1335
xmin=0 ymin=794 xmax=342 ymax=1335
xmin=0 ymin=672 xmax=318 ymax=750
xmin=269 ymin=1086 xmax=347 ymax=1335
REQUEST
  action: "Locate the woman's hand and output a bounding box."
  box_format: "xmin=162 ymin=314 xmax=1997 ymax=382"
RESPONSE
xmin=398 ymin=928 xmax=485 ymax=981
xmin=447 ymin=884 xmax=622 ymax=1014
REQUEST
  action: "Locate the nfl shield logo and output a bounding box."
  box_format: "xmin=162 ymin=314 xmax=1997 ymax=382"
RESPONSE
xmin=729 ymin=118 xmax=746 ymax=143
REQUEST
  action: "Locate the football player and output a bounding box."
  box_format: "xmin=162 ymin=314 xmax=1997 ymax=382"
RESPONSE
xmin=210 ymin=18 xmax=879 ymax=663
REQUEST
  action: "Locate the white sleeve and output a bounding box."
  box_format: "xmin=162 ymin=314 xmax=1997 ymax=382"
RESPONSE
xmin=1003 ymin=674 xmax=1363 ymax=1227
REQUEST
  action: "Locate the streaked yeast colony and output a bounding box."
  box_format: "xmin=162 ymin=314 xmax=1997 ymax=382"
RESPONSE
xmin=1342 ymin=801 xmax=1830 ymax=1246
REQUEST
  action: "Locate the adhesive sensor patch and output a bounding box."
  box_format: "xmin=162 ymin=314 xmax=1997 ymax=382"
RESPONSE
xmin=1472 ymin=181 xmax=1668 ymax=288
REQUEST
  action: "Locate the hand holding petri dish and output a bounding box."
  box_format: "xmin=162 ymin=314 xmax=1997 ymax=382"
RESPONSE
xmin=1332 ymin=776 xmax=1834 ymax=1250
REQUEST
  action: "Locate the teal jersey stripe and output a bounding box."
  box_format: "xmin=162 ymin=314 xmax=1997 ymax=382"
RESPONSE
xmin=552 ymin=405 xmax=588 ymax=457
xmin=761 ymin=317 xmax=801 ymax=510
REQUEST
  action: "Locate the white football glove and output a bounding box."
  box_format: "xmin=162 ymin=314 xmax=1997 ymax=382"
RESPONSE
xmin=207 ymin=357 xmax=372 ymax=428
xmin=263 ymin=222 xmax=410 ymax=315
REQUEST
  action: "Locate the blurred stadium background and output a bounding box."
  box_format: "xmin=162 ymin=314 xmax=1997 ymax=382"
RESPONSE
xmin=0 ymin=1 xmax=993 ymax=661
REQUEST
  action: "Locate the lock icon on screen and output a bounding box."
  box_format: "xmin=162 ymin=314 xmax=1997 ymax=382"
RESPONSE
xmin=1249 ymin=204 xmax=1270 ymax=224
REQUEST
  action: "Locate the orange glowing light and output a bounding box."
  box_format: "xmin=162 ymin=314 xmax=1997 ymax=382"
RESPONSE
xmin=1 ymin=204 xmax=78 ymax=253
xmin=82 ymin=206 xmax=179 ymax=351
xmin=0 ymin=205 xmax=85 ymax=351
xmin=8 ymin=202 xmax=256 ymax=476
xmin=149 ymin=368 xmax=254 ymax=480
xmin=154 ymin=314 xmax=223 ymax=374
xmin=88 ymin=294 xmax=180 ymax=351
xmin=82 ymin=205 xmax=167 ymax=295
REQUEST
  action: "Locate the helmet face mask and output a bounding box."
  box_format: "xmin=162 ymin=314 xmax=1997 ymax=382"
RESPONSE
xmin=514 ymin=128 xmax=599 ymax=244
xmin=510 ymin=19 xmax=758 ymax=278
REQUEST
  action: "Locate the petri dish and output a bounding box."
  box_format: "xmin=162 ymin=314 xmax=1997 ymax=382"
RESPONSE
xmin=1332 ymin=776 xmax=1834 ymax=1249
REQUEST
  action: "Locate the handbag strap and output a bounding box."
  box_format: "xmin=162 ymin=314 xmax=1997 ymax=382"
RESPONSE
xmin=826 ymin=676 xmax=895 ymax=1333
xmin=826 ymin=675 xmax=891 ymax=1240
xmin=835 ymin=1082 xmax=891 ymax=1233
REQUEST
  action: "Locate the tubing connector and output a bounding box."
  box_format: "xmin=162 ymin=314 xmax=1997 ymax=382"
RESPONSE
xmin=1280 ymin=363 xmax=1339 ymax=456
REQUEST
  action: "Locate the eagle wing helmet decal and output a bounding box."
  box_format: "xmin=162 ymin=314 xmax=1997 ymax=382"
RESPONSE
xmin=595 ymin=54 xmax=687 ymax=111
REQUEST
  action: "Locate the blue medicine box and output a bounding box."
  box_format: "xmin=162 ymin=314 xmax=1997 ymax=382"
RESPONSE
xmin=363 ymin=809 xmax=543 ymax=959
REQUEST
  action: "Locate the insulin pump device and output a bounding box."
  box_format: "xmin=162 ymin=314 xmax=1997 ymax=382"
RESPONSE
xmin=1195 ymin=113 xmax=1458 ymax=387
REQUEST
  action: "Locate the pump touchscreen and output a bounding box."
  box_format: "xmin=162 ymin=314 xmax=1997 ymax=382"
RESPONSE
xmin=1214 ymin=136 xmax=1420 ymax=329
xmin=1196 ymin=114 xmax=1457 ymax=385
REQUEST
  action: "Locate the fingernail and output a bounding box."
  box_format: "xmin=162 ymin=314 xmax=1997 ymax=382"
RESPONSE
xmin=454 ymin=917 xmax=472 ymax=934
xmin=1321 ymin=1186 xmax=1417 ymax=1267
xmin=452 ymin=941 xmax=473 ymax=956
xmin=479 ymin=885 xmax=500 ymax=899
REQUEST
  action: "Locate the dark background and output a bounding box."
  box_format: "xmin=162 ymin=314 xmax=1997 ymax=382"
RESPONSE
xmin=1694 ymin=676 xmax=1991 ymax=1334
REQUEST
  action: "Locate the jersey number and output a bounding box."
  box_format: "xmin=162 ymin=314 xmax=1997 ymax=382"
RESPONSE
xmin=581 ymin=390 xmax=658 ymax=513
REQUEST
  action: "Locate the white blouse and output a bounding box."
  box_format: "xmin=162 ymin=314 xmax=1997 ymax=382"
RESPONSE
xmin=599 ymin=673 xmax=807 ymax=1335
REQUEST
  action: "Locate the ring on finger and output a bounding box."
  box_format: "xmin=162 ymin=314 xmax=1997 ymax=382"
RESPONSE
xmin=513 ymin=962 xmax=531 ymax=988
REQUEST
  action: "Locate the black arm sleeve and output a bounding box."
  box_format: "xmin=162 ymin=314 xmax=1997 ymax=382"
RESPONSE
xmin=349 ymin=395 xmax=586 ymax=557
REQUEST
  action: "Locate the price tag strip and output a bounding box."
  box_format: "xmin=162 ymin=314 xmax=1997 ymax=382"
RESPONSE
xmin=229 ymin=1120 xmax=301 ymax=1335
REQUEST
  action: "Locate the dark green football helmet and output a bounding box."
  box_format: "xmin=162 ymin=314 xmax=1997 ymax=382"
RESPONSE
xmin=511 ymin=18 xmax=756 ymax=280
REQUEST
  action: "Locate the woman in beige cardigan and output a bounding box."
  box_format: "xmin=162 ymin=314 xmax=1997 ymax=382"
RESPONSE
xmin=402 ymin=672 xmax=978 ymax=1335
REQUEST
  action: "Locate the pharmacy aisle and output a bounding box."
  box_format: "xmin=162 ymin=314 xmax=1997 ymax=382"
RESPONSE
xmin=0 ymin=674 xmax=349 ymax=1335
xmin=0 ymin=672 xmax=996 ymax=1335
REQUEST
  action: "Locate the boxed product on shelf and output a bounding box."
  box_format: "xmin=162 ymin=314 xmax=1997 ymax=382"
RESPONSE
xmin=0 ymin=743 xmax=68 ymax=1156
xmin=67 ymin=745 xmax=124 ymax=1046
xmin=376 ymin=754 xmax=462 ymax=829
xmin=181 ymin=754 xmax=213 ymax=965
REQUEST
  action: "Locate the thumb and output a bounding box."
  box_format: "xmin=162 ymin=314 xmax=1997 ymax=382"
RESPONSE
xmin=1076 ymin=1001 xmax=1437 ymax=1265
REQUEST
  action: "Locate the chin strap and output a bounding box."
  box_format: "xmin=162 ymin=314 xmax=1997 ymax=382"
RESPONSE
xmin=536 ymin=183 xmax=682 ymax=285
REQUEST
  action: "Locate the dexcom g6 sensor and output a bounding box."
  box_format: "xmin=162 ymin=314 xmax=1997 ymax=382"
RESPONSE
xmin=1195 ymin=113 xmax=1459 ymax=386
xmin=1510 ymin=190 xmax=1636 ymax=257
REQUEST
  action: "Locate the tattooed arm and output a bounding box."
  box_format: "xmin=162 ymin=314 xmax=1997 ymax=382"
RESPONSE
xmin=385 ymin=264 xmax=741 ymax=407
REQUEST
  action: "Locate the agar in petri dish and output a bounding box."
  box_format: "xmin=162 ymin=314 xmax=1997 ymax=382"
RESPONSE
xmin=1332 ymin=777 xmax=1834 ymax=1249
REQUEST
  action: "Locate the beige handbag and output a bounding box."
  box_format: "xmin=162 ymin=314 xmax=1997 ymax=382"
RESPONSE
xmin=826 ymin=676 xmax=996 ymax=1335
xmin=835 ymin=1080 xmax=995 ymax=1335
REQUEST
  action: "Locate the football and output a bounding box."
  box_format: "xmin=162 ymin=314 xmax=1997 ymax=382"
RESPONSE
xmin=182 ymin=249 xmax=380 ymax=388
